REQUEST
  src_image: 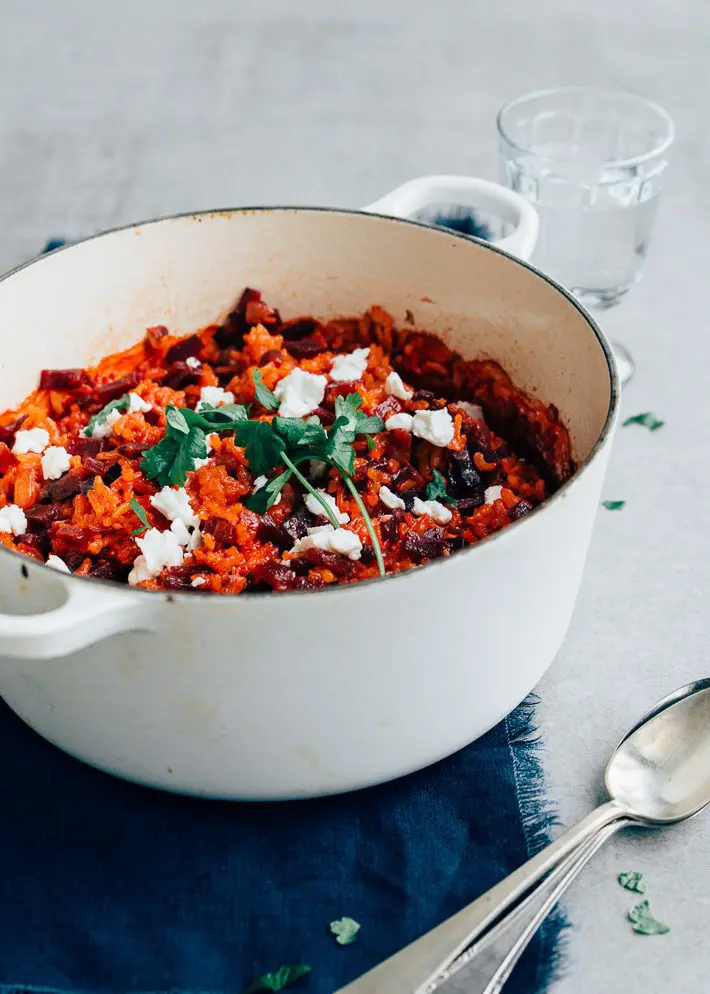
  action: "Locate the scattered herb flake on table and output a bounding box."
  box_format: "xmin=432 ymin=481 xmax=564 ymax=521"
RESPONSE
xmin=243 ymin=964 xmax=311 ymax=992
xmin=623 ymin=412 xmax=665 ymax=432
xmin=330 ymin=916 xmax=361 ymax=945
xmin=618 ymin=871 xmax=646 ymax=894
xmin=628 ymin=899 xmax=670 ymax=936
xmin=602 ymin=500 xmax=626 ymax=511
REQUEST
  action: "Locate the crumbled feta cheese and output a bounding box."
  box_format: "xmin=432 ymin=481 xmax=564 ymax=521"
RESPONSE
xmin=128 ymin=527 xmax=184 ymax=584
xmin=253 ymin=474 xmax=281 ymax=506
xmin=379 ymin=485 xmax=406 ymax=511
xmin=170 ymin=519 xmax=202 ymax=550
xmin=0 ymin=503 xmax=27 ymax=535
xmin=186 ymin=356 xmax=201 ymax=370
xmin=149 ymin=486 xmax=199 ymax=528
xmin=485 ymin=485 xmax=503 ymax=504
xmin=456 ymin=400 xmax=484 ymax=421
xmin=128 ymin=392 xmax=152 ymax=414
xmin=41 ymin=445 xmax=71 ymax=481
xmin=412 ymin=496 xmax=453 ymax=524
xmin=385 ymin=371 xmax=413 ymax=401
xmin=309 ymin=459 xmax=327 ymax=479
xmin=12 ymin=427 xmax=50 ymax=455
xmin=291 ymin=524 xmax=362 ymax=561
xmin=197 ymin=385 xmax=234 ymax=410
xmin=273 ymin=368 xmax=327 ymax=418
xmin=46 ymin=554 xmax=70 ymax=573
xmin=412 ymin=409 xmax=455 ymax=447
xmin=89 ymin=407 xmax=122 ymax=440
xmin=385 ymin=413 xmax=414 ymax=432
xmin=191 ymin=576 xmax=206 ymax=587
xmin=330 ymin=347 xmax=370 ymax=383
xmin=304 ymin=489 xmax=349 ymax=523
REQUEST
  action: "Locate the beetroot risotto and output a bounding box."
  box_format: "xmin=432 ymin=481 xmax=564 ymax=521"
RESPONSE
xmin=0 ymin=290 xmax=573 ymax=593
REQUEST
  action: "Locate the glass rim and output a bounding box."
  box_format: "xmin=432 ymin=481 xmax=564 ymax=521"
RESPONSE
xmin=497 ymin=85 xmax=675 ymax=169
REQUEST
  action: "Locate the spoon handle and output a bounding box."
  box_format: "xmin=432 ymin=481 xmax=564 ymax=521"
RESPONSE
xmin=427 ymin=819 xmax=630 ymax=993
xmin=334 ymin=800 xmax=629 ymax=994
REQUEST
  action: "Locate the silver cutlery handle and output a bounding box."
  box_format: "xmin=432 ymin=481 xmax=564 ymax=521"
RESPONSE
xmin=428 ymin=819 xmax=628 ymax=993
xmin=334 ymin=800 xmax=630 ymax=994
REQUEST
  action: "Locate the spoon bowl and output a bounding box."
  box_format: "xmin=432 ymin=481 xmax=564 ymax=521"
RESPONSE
xmin=605 ymin=678 xmax=710 ymax=823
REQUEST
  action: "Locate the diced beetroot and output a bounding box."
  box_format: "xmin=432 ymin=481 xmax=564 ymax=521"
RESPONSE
xmin=51 ymin=523 xmax=100 ymax=549
xmin=392 ymin=464 xmax=426 ymax=490
xmin=203 ymin=516 xmax=239 ymax=546
xmin=62 ymin=550 xmax=85 ymax=572
xmin=509 ymin=499 xmax=533 ymax=521
xmin=245 ymin=299 xmax=280 ymax=326
xmin=83 ymin=456 xmax=109 ymax=477
xmin=88 ymin=558 xmax=128 ymax=582
xmin=40 ymin=473 xmax=82 ymax=503
xmin=0 ymin=441 xmax=14 ymax=474
xmin=39 ymin=368 xmax=89 ymax=391
xmin=301 ymin=547 xmax=356 ymax=578
xmin=256 ymin=515 xmax=293 ymax=550
xmin=455 ymin=492 xmax=485 ymax=514
xmin=163 ymin=360 xmax=202 ymax=390
xmin=117 ymin=442 xmax=149 ymax=458
xmin=283 ymin=335 xmax=326 ymax=359
xmin=379 ymin=513 xmax=400 ymax=544
xmin=282 ymin=504 xmax=313 ymax=543
xmin=162 ymin=563 xmax=207 ymax=590
xmin=25 ymin=503 xmax=66 ymax=526
xmin=68 ymin=436 xmax=106 ymax=458
xmin=145 ymin=325 xmax=168 ymax=349
xmin=250 ymin=560 xmax=323 ymax=592
xmin=403 ymin=527 xmax=450 ymax=560
xmin=279 ymin=318 xmax=319 ymax=341
xmin=258 ymin=349 xmax=283 ymax=368
xmin=214 ymin=288 xmax=262 ymax=347
xmin=447 ymin=448 xmax=482 ymax=493
xmin=165 ymin=334 xmax=203 ymax=364
xmin=0 ymin=414 xmax=27 ymax=445
xmin=16 ymin=531 xmax=50 ymax=556
xmin=374 ymin=396 xmax=402 ymax=420
xmin=96 ymin=371 xmax=141 ymax=403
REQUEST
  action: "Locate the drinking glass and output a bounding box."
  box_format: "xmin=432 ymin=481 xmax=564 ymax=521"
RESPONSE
xmin=497 ymin=86 xmax=674 ymax=383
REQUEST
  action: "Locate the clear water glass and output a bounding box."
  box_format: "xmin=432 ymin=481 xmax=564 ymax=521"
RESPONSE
xmin=497 ymin=88 xmax=674 ymax=382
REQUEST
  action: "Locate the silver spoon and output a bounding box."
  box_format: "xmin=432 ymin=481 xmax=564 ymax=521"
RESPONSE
xmin=336 ymin=679 xmax=710 ymax=994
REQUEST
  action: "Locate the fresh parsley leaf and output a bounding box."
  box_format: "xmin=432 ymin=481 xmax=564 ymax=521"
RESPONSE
xmin=602 ymin=500 xmax=626 ymax=511
xmin=169 ymin=426 xmax=208 ymax=485
xmin=252 ymin=369 xmax=279 ymax=411
xmin=129 ymin=497 xmax=150 ymax=536
xmin=425 ymin=469 xmax=456 ymax=506
xmin=193 ymin=403 xmax=249 ymax=429
xmin=628 ymin=899 xmax=670 ymax=935
xmin=365 ymin=434 xmax=376 ymax=452
xmin=244 ymin=468 xmax=292 ymax=513
xmin=623 ymin=412 xmax=665 ymax=432
xmin=84 ymin=394 xmax=130 ymax=437
xmin=166 ymin=406 xmax=190 ymax=435
xmin=274 ymin=416 xmax=328 ymax=452
xmin=330 ymin=916 xmax=361 ymax=945
xmin=333 ymin=392 xmax=383 ymax=436
xmin=243 ymin=964 xmax=311 ymax=992
xmin=140 ymin=428 xmax=207 ymax=487
xmin=233 ymin=420 xmax=286 ymax=477
xmin=618 ymin=871 xmax=646 ymax=894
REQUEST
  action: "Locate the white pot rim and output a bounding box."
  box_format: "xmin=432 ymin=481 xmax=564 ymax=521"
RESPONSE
xmin=0 ymin=204 xmax=620 ymax=602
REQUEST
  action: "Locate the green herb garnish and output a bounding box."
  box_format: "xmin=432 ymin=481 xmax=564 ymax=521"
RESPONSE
xmin=602 ymin=500 xmax=626 ymax=511
xmin=252 ymin=369 xmax=279 ymax=411
xmin=84 ymin=394 xmax=131 ymax=438
xmin=330 ymin=916 xmax=361 ymax=945
xmin=618 ymin=871 xmax=646 ymax=894
xmin=139 ymin=393 xmax=388 ymax=575
xmin=628 ymin=899 xmax=670 ymax=935
xmin=425 ymin=469 xmax=456 ymax=506
xmin=623 ymin=412 xmax=665 ymax=432
xmin=244 ymin=964 xmax=311 ymax=992
xmin=129 ymin=497 xmax=150 ymax=536
xmin=140 ymin=402 xmax=248 ymax=487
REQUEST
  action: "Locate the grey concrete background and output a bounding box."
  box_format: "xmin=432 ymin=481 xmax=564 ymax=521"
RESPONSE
xmin=1 ymin=1 xmax=708 ymax=991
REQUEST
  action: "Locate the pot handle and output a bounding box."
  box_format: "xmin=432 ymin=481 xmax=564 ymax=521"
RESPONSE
xmin=363 ymin=174 xmax=539 ymax=260
xmin=0 ymin=580 xmax=152 ymax=660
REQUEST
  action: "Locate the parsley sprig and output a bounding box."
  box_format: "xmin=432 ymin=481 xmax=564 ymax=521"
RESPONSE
xmin=425 ymin=469 xmax=456 ymax=506
xmin=129 ymin=497 xmax=150 ymax=536
xmin=139 ymin=387 xmax=388 ymax=576
xmin=244 ymin=964 xmax=311 ymax=992
xmin=84 ymin=394 xmax=131 ymax=438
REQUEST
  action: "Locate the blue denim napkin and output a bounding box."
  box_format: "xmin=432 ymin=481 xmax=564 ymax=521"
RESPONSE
xmin=0 ymin=234 xmax=563 ymax=994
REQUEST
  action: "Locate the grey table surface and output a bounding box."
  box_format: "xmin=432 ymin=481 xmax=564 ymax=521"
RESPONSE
xmin=1 ymin=1 xmax=708 ymax=991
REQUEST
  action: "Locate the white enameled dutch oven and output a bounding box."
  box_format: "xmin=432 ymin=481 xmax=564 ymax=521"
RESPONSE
xmin=0 ymin=176 xmax=619 ymax=799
